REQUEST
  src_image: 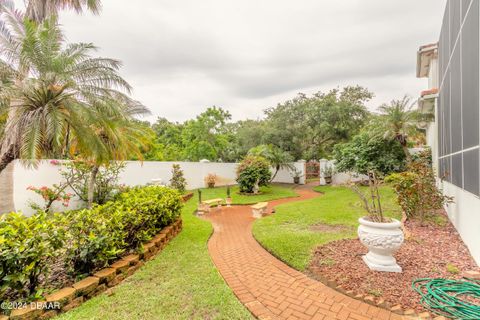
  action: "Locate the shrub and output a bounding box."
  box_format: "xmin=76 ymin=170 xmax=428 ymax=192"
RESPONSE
xmin=112 ymin=186 xmax=183 ymax=248
xmin=169 ymin=164 xmax=187 ymax=193
xmin=63 ymin=186 xmax=183 ymax=275
xmin=333 ymin=132 xmax=406 ymax=175
xmin=236 ymin=156 xmax=271 ymax=193
xmin=0 ymin=212 xmax=65 ymax=301
xmin=385 ymin=150 xmax=453 ymax=222
xmin=62 ymin=208 xmax=124 ymax=276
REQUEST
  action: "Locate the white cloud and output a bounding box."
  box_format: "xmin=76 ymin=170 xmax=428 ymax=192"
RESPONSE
xmin=54 ymin=0 xmax=446 ymax=122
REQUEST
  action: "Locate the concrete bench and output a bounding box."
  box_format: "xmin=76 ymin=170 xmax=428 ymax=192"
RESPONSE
xmin=251 ymin=202 xmax=268 ymax=218
xmin=201 ymin=198 xmax=223 ymax=213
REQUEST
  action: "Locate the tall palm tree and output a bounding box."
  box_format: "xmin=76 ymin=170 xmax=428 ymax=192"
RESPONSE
xmin=375 ymin=96 xmax=426 ymax=161
xmin=24 ymin=0 xmax=101 ymax=22
xmin=0 ymin=3 xmax=149 ymax=175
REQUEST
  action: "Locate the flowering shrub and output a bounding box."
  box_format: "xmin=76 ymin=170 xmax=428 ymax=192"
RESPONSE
xmin=27 ymin=185 xmax=73 ymax=212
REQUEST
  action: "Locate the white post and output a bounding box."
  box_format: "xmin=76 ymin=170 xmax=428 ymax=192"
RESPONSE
xmin=297 ymin=159 xmax=306 ymax=185
xmin=319 ymin=159 xmax=328 ymax=185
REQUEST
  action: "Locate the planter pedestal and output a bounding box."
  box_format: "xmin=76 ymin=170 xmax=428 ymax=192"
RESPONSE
xmin=358 ymin=217 xmax=404 ymax=273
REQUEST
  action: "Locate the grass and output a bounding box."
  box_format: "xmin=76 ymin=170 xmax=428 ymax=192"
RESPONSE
xmin=57 ymin=184 xmax=295 ymax=320
xmin=252 ymin=185 xmax=402 ymax=271
xmin=196 ymin=184 xmax=297 ymax=205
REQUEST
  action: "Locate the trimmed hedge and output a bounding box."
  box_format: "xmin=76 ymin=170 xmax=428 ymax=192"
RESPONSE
xmin=0 ymin=186 xmax=183 ymax=303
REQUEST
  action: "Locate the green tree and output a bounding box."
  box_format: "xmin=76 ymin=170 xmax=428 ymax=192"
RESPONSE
xmin=248 ymin=144 xmax=293 ymax=182
xmin=333 ymin=132 xmax=406 ymax=176
xmin=264 ymin=86 xmax=372 ymax=160
xmin=181 ymin=106 xmax=233 ymax=161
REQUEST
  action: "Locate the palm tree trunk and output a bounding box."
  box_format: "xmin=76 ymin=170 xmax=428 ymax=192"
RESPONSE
xmin=87 ymin=165 xmax=99 ymax=208
xmin=0 ymin=144 xmax=17 ymax=174
xmin=270 ymin=165 xmax=280 ymax=183
xmin=402 ymin=145 xmax=411 ymax=162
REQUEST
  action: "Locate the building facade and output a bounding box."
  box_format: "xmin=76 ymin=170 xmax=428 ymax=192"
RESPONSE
xmin=417 ymin=0 xmax=480 ymax=264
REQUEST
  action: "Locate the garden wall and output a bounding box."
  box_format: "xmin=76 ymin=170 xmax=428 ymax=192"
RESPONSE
xmin=10 ymin=160 xmax=306 ymax=216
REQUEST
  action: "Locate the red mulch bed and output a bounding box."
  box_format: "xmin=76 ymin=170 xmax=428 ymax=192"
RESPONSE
xmin=308 ymin=213 xmax=480 ymax=312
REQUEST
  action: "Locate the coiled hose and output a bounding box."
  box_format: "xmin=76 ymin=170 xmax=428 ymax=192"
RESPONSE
xmin=412 ymin=278 xmax=480 ymax=319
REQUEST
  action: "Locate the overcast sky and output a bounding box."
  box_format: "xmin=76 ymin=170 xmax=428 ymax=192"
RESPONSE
xmin=55 ymin=1 xmax=446 ymax=122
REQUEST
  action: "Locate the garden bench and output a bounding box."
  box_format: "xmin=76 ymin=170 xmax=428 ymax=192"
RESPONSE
xmin=202 ymin=198 xmax=223 ymax=213
xmin=251 ymin=202 xmax=268 ymax=218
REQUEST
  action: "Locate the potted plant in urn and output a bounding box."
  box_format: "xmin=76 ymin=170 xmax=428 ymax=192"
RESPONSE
xmin=350 ymin=171 xmax=404 ymax=272
xmin=204 ymin=173 xmax=217 ymax=188
xmin=290 ymin=168 xmax=303 ymax=184
xmin=322 ymin=164 xmax=335 ymax=185
xmin=225 ymin=185 xmax=232 ymax=207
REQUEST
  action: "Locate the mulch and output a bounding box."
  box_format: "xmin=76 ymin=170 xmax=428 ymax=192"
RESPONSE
xmin=308 ymin=212 xmax=480 ymax=312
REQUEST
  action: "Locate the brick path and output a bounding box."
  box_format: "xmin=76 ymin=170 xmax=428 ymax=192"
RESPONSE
xmin=204 ymin=186 xmax=408 ymax=320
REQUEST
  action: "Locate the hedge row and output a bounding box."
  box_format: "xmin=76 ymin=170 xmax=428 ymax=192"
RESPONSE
xmin=0 ymin=186 xmax=183 ymax=303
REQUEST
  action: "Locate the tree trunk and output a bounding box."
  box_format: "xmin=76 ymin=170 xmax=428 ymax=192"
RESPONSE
xmin=402 ymin=144 xmax=411 ymax=162
xmin=0 ymin=144 xmax=17 ymax=174
xmin=87 ymin=165 xmax=99 ymax=208
xmin=270 ymin=165 xmax=280 ymax=183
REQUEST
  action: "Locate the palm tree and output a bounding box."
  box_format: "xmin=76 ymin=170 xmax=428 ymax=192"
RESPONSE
xmin=0 ymin=4 xmax=149 ymax=176
xmin=248 ymin=144 xmax=294 ymax=182
xmin=24 ymin=0 xmax=101 ymax=22
xmin=375 ymin=96 xmax=427 ymax=161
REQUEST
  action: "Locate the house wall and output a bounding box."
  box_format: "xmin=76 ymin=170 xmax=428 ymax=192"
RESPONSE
xmin=434 ymin=0 xmax=480 ymax=264
xmin=10 ymin=159 xmax=306 ymax=216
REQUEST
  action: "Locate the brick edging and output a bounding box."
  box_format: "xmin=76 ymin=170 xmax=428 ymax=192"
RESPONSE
xmin=3 ymin=218 xmax=183 ymax=320
xmin=307 ymin=267 xmax=447 ymax=320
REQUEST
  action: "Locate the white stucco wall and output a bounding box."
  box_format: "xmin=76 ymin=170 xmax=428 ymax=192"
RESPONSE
xmin=12 ymin=159 xmax=305 ymax=216
xmin=439 ymin=180 xmax=480 ymax=265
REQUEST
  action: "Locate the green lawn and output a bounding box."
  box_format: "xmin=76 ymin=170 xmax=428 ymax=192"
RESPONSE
xmin=56 ymin=184 xmax=295 ymax=320
xmin=252 ymin=185 xmax=402 ymax=271
xmin=196 ymin=184 xmax=297 ymax=204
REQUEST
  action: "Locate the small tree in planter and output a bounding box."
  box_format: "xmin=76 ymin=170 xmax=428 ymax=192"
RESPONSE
xmin=322 ymin=164 xmax=335 ymax=184
xmin=204 ymin=173 xmax=217 ymax=188
xmin=170 ymin=164 xmax=187 ymax=193
xmin=236 ymin=156 xmax=271 ymax=193
xmin=290 ymin=168 xmax=303 ymax=184
xmin=350 ymin=171 xmax=404 ymax=273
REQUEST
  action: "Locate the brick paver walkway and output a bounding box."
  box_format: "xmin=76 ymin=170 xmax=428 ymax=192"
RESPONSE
xmin=204 ymin=186 xmax=408 ymax=320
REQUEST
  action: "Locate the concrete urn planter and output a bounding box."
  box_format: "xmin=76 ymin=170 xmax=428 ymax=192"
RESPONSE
xmin=225 ymin=197 xmax=232 ymax=207
xmin=357 ymin=217 xmax=404 ymax=273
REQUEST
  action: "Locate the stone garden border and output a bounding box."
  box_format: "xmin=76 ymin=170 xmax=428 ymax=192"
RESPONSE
xmin=2 ymin=218 xmax=183 ymax=320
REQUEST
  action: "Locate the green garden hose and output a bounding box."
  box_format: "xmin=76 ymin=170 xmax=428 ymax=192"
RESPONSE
xmin=412 ymin=278 xmax=480 ymax=319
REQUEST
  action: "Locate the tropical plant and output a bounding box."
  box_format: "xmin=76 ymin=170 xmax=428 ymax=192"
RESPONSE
xmin=236 ymin=155 xmax=271 ymax=193
xmin=27 ymin=184 xmax=73 ymax=212
xmin=371 ymin=96 xmax=430 ymax=160
xmin=248 ymin=144 xmax=294 ymax=182
xmin=25 ymin=0 xmax=102 ymax=22
xmin=0 ymin=5 xmax=149 ymax=200
xmin=169 ymin=164 xmax=186 ymax=193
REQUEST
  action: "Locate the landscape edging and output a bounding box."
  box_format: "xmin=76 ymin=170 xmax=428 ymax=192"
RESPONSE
xmin=4 ymin=218 xmax=183 ymax=320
